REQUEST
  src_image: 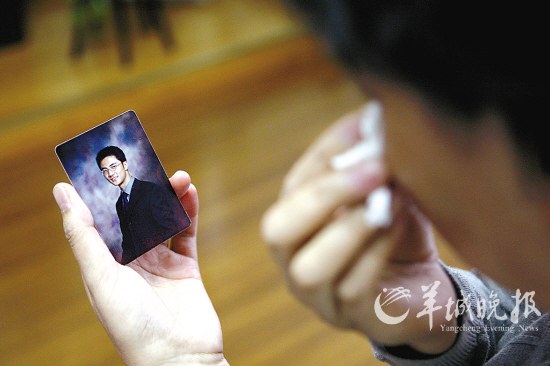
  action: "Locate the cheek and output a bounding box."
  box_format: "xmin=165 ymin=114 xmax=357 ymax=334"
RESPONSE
xmin=383 ymin=99 xmax=469 ymax=224
xmin=384 ymin=102 xmax=439 ymax=191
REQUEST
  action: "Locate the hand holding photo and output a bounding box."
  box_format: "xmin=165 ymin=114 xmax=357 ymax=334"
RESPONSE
xmin=55 ymin=111 xmax=191 ymax=264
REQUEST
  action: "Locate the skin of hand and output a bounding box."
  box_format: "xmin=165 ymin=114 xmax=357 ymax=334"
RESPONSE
xmin=261 ymin=111 xmax=458 ymax=354
xmin=52 ymin=171 xmax=229 ymax=366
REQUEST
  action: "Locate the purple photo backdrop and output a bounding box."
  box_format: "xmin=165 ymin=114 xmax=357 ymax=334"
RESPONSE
xmin=56 ymin=111 xmax=173 ymax=259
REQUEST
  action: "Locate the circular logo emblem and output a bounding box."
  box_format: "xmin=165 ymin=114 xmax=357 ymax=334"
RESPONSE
xmin=374 ymin=287 xmax=411 ymax=325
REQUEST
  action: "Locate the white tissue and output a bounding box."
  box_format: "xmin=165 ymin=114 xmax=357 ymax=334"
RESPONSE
xmin=359 ymin=99 xmax=384 ymax=144
xmin=330 ymin=100 xmax=384 ymax=170
xmin=330 ymin=142 xmax=375 ymax=171
xmin=330 ymin=100 xmax=392 ymax=228
xmin=364 ymin=186 xmax=392 ymax=228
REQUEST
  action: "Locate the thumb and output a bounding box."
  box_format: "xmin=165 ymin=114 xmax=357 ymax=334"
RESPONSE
xmin=53 ymin=183 xmax=117 ymax=281
xmin=389 ymin=189 xmax=438 ymax=263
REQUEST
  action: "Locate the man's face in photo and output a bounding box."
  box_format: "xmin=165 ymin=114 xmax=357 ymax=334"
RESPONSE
xmin=100 ymin=155 xmax=129 ymax=188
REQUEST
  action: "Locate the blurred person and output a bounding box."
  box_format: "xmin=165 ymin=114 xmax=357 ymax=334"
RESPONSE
xmin=53 ymin=1 xmax=548 ymax=365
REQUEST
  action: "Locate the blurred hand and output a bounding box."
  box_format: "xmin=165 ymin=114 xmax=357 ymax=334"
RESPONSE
xmin=261 ymin=109 xmax=458 ymax=354
xmin=53 ymin=171 xmax=228 ymax=366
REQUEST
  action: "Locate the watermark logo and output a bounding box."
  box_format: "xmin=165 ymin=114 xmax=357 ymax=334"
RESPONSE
xmin=374 ymin=281 xmax=542 ymax=330
xmin=374 ymin=287 xmax=411 ymax=325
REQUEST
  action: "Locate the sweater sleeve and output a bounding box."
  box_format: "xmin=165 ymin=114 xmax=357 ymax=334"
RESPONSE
xmin=370 ymin=262 xmax=546 ymax=365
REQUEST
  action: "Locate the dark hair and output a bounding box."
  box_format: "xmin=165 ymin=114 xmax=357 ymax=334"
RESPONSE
xmin=96 ymin=146 xmax=127 ymax=169
xmin=286 ymin=1 xmax=547 ymax=174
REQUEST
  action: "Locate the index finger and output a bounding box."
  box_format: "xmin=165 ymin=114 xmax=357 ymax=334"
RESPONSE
xmin=282 ymin=108 xmax=363 ymax=196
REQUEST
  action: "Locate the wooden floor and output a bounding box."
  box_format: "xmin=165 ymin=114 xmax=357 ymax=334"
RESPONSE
xmin=0 ymin=1 xmax=468 ymax=365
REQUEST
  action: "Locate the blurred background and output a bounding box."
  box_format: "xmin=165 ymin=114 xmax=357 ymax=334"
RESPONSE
xmin=0 ymin=1 xmax=466 ymax=365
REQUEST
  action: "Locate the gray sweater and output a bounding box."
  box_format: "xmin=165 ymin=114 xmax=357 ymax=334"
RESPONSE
xmin=372 ymin=265 xmax=549 ymax=365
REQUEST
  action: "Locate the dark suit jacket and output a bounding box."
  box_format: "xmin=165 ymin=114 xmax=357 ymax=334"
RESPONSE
xmin=116 ymin=178 xmax=189 ymax=264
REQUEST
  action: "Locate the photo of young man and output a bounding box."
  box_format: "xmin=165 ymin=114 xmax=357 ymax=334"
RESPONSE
xmin=96 ymin=145 xmax=187 ymax=264
xmin=56 ymin=111 xmax=190 ymax=265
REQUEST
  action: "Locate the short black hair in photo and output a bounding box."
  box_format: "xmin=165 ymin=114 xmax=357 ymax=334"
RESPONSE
xmin=96 ymin=146 xmax=127 ymax=169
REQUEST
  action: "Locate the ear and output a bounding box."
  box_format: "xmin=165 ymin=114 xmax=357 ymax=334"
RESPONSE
xmin=123 ymin=161 xmax=128 ymax=171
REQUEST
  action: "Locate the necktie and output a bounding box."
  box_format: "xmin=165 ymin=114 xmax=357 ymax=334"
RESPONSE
xmin=121 ymin=191 xmax=129 ymax=210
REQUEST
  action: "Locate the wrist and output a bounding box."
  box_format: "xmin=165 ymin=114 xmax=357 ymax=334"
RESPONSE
xmin=405 ymin=267 xmax=459 ymax=354
xmin=368 ymin=261 xmax=458 ymax=354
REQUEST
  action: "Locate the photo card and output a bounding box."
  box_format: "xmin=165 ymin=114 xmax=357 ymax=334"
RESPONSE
xmin=55 ymin=110 xmax=191 ymax=265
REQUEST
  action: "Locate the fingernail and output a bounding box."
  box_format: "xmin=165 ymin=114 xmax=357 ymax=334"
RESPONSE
xmin=53 ymin=184 xmax=72 ymax=213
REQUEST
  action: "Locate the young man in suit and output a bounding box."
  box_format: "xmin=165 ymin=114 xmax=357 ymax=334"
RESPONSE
xmin=96 ymin=146 xmax=187 ymax=264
